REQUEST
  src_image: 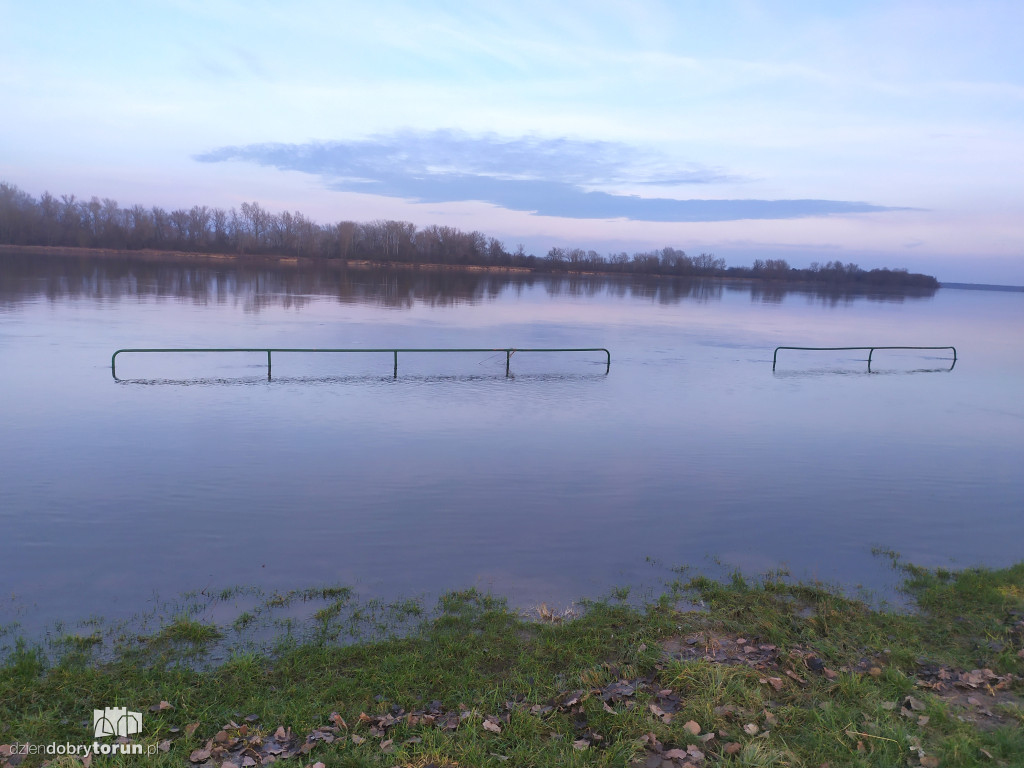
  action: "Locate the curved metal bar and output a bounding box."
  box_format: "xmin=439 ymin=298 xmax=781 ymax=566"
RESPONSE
xmin=772 ymin=345 xmax=957 ymax=372
xmin=112 ymin=347 xmax=612 ymax=380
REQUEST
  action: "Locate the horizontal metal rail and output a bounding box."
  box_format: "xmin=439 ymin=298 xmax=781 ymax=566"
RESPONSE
xmin=772 ymin=345 xmax=956 ymax=372
xmin=111 ymin=347 xmax=611 ymax=380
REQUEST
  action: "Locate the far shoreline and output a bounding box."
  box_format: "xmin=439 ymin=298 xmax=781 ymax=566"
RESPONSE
xmin=0 ymin=243 xmax=532 ymax=274
xmin=0 ymin=244 xmax=946 ymax=293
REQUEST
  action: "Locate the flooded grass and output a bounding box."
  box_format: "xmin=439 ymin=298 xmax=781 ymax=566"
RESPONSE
xmin=1 ymin=556 xmax=1022 ymax=767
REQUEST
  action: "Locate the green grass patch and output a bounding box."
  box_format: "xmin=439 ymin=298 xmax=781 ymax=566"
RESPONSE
xmin=1 ymin=560 xmax=1022 ymax=767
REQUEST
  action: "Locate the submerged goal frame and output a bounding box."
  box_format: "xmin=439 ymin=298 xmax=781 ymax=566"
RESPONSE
xmin=772 ymin=345 xmax=956 ymax=372
xmin=111 ymin=347 xmax=612 ymax=380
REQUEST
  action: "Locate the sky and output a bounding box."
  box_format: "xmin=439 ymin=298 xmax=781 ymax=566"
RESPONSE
xmin=2 ymin=0 xmax=1023 ymax=283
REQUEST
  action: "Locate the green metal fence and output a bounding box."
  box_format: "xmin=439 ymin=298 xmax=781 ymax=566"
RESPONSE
xmin=111 ymin=347 xmax=611 ymax=380
xmin=772 ymin=346 xmax=956 ymax=372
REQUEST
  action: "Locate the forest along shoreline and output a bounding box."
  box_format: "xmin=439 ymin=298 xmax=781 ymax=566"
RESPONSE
xmin=0 ymin=244 xmax=939 ymax=294
xmin=0 ymin=180 xmax=940 ymax=288
xmin=0 ymin=243 xmax=529 ymax=274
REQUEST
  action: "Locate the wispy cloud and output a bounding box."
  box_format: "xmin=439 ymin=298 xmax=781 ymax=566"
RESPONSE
xmin=196 ymin=131 xmax=910 ymax=222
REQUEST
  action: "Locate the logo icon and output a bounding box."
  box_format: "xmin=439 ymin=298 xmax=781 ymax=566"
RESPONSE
xmin=93 ymin=708 xmax=143 ymax=739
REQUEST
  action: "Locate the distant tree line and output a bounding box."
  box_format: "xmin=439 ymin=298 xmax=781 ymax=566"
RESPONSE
xmin=742 ymin=257 xmax=939 ymax=289
xmin=0 ymin=182 xmax=938 ymax=288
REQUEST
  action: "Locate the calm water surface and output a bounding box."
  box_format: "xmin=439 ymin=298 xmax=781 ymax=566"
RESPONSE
xmin=2 ymin=253 xmax=1022 ymax=633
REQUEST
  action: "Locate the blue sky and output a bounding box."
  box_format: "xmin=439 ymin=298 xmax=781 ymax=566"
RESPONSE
xmin=2 ymin=0 xmax=1023 ymax=282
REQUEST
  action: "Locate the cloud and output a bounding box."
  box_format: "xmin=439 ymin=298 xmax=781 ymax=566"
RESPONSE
xmin=195 ymin=130 xmax=910 ymax=222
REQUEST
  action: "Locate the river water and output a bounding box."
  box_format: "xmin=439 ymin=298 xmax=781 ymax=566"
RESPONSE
xmin=1 ymin=252 xmax=1022 ymax=634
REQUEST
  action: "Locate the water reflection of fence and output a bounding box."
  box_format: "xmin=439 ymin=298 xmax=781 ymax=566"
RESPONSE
xmin=772 ymin=346 xmax=957 ymax=372
xmin=111 ymin=347 xmax=611 ymax=380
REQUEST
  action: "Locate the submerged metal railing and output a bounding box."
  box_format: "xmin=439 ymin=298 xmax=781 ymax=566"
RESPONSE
xmin=111 ymin=347 xmax=611 ymax=380
xmin=772 ymin=346 xmax=957 ymax=372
